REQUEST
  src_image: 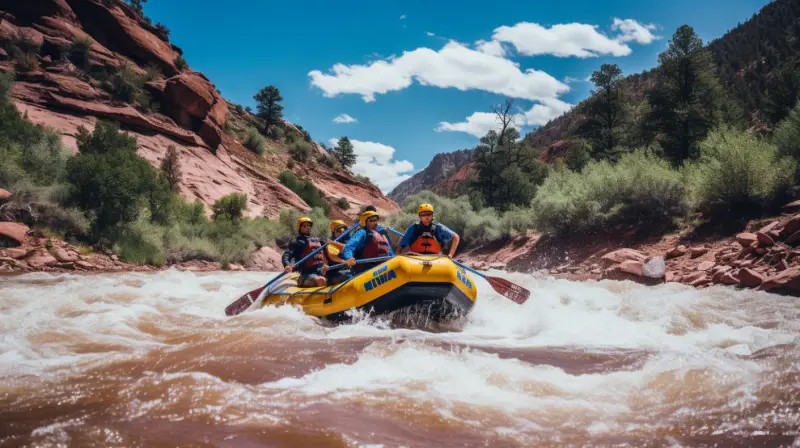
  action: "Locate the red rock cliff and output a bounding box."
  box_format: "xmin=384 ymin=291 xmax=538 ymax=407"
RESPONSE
xmin=0 ymin=0 xmax=398 ymax=219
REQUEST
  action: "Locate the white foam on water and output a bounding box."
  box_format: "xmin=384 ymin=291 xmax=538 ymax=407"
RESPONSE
xmin=1 ymin=269 xmax=798 ymax=440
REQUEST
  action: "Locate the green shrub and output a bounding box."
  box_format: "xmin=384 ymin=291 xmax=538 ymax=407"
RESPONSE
xmin=388 ymin=191 xmax=502 ymax=246
xmin=174 ymin=55 xmax=188 ymax=72
xmin=685 ymin=127 xmax=795 ymax=217
xmin=115 ymin=216 xmax=168 ymax=266
xmin=241 ymin=217 xmax=289 ymax=248
xmin=498 ymin=207 xmax=534 ymax=238
xmin=7 ymin=35 xmax=41 ymax=71
xmin=13 ymin=52 xmax=39 ymax=72
xmin=143 ymin=63 xmax=163 ymax=82
xmin=774 ymin=103 xmax=800 ymax=162
xmin=0 ymin=130 xmax=70 ymax=188
xmin=336 ymin=197 xmax=349 ymax=209
xmin=211 ymin=192 xmax=248 ymax=221
xmin=66 ymin=120 xmax=164 ymax=234
xmin=39 ymin=205 xmax=91 ymax=239
xmin=288 ymin=139 xmax=312 ymax=162
xmin=563 ymin=139 xmax=592 ymax=172
xmin=532 ymin=151 xmax=688 ymax=235
xmin=266 ymin=124 xmax=283 ymax=140
xmin=154 ymin=22 xmax=170 ymax=40
xmin=278 ymin=170 xmax=328 ymax=212
xmin=242 ymin=126 xmax=265 ymax=155
xmin=0 ymin=144 xmax=25 ymax=187
xmin=105 ymin=62 xmax=150 ymax=107
xmin=17 ymin=129 xmax=70 ymax=186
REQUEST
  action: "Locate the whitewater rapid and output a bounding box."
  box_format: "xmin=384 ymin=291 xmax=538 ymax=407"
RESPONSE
xmin=1 ymin=270 xmax=798 ymax=446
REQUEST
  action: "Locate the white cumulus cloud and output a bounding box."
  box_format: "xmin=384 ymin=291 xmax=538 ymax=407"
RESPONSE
xmin=475 ymin=39 xmax=506 ymax=57
xmin=435 ymin=98 xmax=573 ymax=138
xmin=492 ymin=22 xmax=632 ymax=58
xmin=333 ymin=114 xmax=358 ymax=124
xmin=400 ymin=14 xmax=407 ymax=20
xmin=328 ymin=138 xmax=414 ymax=192
xmin=490 ymin=18 xmax=659 ymax=59
xmin=612 ymin=18 xmax=659 ymax=44
xmin=309 ymin=40 xmax=569 ymax=103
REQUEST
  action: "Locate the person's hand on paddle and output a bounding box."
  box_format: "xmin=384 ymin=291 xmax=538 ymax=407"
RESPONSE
xmin=345 ymin=258 xmax=356 ymax=267
xmin=321 ymin=264 xmax=329 ymax=275
xmin=283 ymin=265 xmax=293 ymax=273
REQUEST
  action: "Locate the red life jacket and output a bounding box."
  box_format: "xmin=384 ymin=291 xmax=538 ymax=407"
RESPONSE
xmin=357 ymin=229 xmax=391 ymax=258
xmin=299 ymin=238 xmax=326 ymax=270
xmin=408 ymin=223 xmax=442 ymax=254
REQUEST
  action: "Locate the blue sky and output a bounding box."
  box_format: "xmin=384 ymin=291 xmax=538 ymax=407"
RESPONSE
xmin=145 ymin=0 xmax=770 ymax=192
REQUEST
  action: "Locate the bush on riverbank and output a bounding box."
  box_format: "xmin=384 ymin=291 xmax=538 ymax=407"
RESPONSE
xmin=0 ymin=74 xmax=295 ymax=267
xmin=532 ymin=151 xmax=688 ymax=235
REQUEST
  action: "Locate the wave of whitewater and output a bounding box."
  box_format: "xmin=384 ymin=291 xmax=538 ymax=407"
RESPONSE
xmin=1 ymin=270 xmax=798 ymax=446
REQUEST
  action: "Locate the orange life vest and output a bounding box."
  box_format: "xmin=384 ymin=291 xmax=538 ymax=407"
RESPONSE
xmin=408 ymin=223 xmax=443 ymax=254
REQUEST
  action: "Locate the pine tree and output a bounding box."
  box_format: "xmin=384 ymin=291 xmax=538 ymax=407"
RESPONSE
xmin=333 ymin=136 xmax=357 ymax=169
xmin=470 ymin=100 xmax=548 ymax=211
xmin=576 ymin=63 xmax=630 ymax=161
xmin=646 ymin=25 xmax=726 ymax=165
xmin=253 ymin=86 xmax=284 ymax=129
xmin=160 ymin=145 xmax=181 ymax=192
xmin=128 ymin=0 xmax=147 ymax=15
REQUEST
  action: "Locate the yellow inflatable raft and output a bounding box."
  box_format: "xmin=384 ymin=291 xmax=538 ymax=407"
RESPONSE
xmin=258 ymin=254 xmax=478 ymax=322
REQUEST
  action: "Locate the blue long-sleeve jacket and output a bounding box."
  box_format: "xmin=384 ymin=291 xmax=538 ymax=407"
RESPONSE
xmin=342 ymin=228 xmax=395 ymax=260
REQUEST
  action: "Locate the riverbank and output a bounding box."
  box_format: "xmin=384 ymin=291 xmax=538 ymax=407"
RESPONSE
xmin=0 ymin=222 xmax=283 ymax=274
xmin=5 ymin=208 xmax=800 ymax=297
xmin=460 ymin=206 xmax=800 ymax=296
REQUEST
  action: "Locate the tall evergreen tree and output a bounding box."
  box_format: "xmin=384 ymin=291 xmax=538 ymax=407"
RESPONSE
xmin=253 ymin=86 xmax=284 ymax=129
xmin=471 ymin=100 xmax=549 ymax=211
xmin=333 ymin=136 xmax=357 ymax=169
xmin=646 ymin=25 xmax=726 ymax=165
xmin=576 ymin=63 xmax=630 ymax=161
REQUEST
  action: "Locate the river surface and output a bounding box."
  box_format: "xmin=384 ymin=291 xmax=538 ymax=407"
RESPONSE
xmin=0 ymin=270 xmax=798 ymax=447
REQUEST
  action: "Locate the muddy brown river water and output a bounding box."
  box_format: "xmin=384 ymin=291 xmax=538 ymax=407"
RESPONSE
xmin=1 ymin=270 xmax=798 ymax=447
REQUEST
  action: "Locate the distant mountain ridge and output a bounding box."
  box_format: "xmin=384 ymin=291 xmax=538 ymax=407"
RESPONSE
xmin=389 ymin=148 xmax=473 ymax=203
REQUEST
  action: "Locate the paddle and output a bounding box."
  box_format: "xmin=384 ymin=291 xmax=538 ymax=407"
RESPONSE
xmin=224 ymin=222 xmax=360 ymax=316
xmin=385 ymin=227 xmax=530 ymax=304
xmin=327 ymin=255 xmax=394 ymax=271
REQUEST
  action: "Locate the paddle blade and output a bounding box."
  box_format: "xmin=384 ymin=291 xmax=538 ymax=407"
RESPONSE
xmin=224 ymin=286 xmax=265 ymax=316
xmin=485 ymin=276 xmax=530 ymax=304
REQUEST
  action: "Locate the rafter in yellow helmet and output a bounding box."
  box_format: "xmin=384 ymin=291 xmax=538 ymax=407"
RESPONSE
xmin=418 ymin=203 xmax=435 ymax=215
xmin=330 ymin=220 xmax=346 ymax=233
xmin=296 ymin=217 xmax=313 ymax=231
xmin=359 ymin=210 xmax=379 ymax=227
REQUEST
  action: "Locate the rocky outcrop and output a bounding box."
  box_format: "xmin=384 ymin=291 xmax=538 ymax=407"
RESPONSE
xmin=247 ymin=246 xmax=282 ymax=271
xmin=600 ymin=249 xmax=665 ymax=285
xmin=162 ymin=72 xmax=227 ymax=149
xmin=0 ymin=222 xmax=30 ymax=246
xmin=59 ymin=0 xmax=180 ymax=75
xmin=460 ymin=209 xmax=800 ymax=297
xmin=389 ymin=149 xmax=473 ymax=203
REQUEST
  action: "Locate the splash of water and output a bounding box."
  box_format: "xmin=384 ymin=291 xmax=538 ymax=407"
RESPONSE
xmin=1 ymin=269 xmax=798 ymax=446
